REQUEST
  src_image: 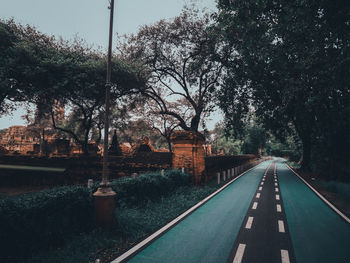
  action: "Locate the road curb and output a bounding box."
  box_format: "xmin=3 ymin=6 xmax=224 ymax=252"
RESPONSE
xmin=111 ymin=161 xmax=267 ymax=263
xmin=285 ymin=164 xmax=350 ymax=224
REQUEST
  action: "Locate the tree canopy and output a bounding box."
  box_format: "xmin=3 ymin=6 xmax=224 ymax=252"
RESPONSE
xmin=121 ymin=6 xmax=231 ymax=132
xmin=215 ymin=0 xmax=350 ymax=178
xmin=0 ymin=19 xmax=148 ymax=154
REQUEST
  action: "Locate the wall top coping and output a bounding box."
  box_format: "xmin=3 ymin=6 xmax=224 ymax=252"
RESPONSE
xmin=170 ymin=130 xmax=205 ymax=143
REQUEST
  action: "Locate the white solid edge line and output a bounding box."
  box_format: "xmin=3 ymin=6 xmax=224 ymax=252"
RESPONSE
xmin=245 ymin=217 xmax=254 ymax=229
xmin=278 ymin=220 xmax=285 ymax=233
xmin=233 ymin=243 xmax=246 ymax=263
xmin=111 ymin=161 xmax=267 ymax=263
xmin=285 ymin=164 xmax=350 ymax=224
xmin=281 ymin=249 xmax=290 ymax=263
xmin=252 ymin=202 xmax=258 ymax=209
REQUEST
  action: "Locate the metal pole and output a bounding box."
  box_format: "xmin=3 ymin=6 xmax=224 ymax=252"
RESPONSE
xmin=101 ymin=0 xmax=115 ymax=187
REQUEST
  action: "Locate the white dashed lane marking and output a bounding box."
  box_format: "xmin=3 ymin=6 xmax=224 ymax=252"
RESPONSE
xmin=275 ymin=182 xmax=278 ymax=186
xmin=278 ymin=220 xmax=285 ymax=233
xmin=275 ymin=187 xmax=279 ymax=192
xmin=252 ymin=202 xmax=258 ymax=210
xmin=281 ymin=249 xmax=290 ymax=263
xmin=276 ymin=194 xmax=280 ymax=200
xmin=259 ymin=186 xmax=262 ymax=191
xmin=233 ymin=244 xmax=246 ymax=263
xmin=276 ymin=204 xmax=282 ymax=212
xmin=245 ymin=217 xmax=254 ymax=229
xmin=256 ymin=193 xmax=260 ymax=198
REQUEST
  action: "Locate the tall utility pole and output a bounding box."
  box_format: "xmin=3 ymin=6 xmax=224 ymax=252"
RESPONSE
xmin=101 ymin=0 xmax=115 ymax=188
xmin=93 ymin=0 xmax=116 ymax=229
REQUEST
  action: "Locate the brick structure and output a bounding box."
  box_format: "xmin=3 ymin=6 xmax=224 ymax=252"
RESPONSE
xmin=171 ymin=130 xmax=205 ymax=184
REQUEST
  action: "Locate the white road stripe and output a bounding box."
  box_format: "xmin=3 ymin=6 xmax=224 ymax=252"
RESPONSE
xmin=276 ymin=194 xmax=280 ymax=200
xmin=275 ymin=187 xmax=279 ymax=192
xmin=233 ymin=244 xmax=246 ymax=263
xmin=259 ymin=186 xmax=262 ymax=191
xmin=252 ymin=202 xmax=258 ymax=209
xmin=256 ymin=193 xmax=261 ymax=198
xmin=245 ymin=217 xmax=254 ymax=229
xmin=111 ymin=162 xmax=264 ymax=263
xmin=281 ymin=249 xmax=290 ymax=263
xmin=275 ymin=182 xmax=278 ymax=186
xmin=278 ymin=220 xmax=285 ymax=233
xmin=277 ymin=204 xmax=282 ymax=212
xmin=261 ymin=182 xmax=264 ymax=185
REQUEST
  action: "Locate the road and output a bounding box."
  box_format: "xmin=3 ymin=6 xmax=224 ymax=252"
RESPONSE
xmin=112 ymin=159 xmax=350 ymax=263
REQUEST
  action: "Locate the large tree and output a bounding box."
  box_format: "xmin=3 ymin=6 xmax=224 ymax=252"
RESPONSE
xmin=215 ymin=0 xmax=350 ymax=174
xmin=0 ymin=19 xmax=148 ymax=155
xmin=121 ymin=6 xmax=231 ymax=132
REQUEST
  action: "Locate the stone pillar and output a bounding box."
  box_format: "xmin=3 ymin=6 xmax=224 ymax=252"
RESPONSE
xmin=171 ymin=130 xmax=205 ymax=184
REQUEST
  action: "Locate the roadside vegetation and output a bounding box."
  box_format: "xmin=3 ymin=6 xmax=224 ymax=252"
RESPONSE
xmin=0 ymin=170 xmax=225 ymax=263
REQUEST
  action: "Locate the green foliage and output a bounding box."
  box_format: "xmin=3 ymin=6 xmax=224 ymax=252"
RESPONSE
xmin=27 ymin=184 xmax=219 ymax=263
xmin=109 ymin=170 xmax=191 ymax=206
xmin=0 ymin=186 xmax=93 ymax=262
xmin=0 ymin=170 xmax=190 ymax=262
xmin=215 ymin=0 xmax=350 ymax=177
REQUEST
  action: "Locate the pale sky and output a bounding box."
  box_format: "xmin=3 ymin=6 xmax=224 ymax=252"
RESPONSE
xmin=0 ymin=0 xmax=222 ymax=130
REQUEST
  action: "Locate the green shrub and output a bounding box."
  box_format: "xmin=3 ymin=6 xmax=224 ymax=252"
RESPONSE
xmin=108 ymin=170 xmax=191 ymax=206
xmin=0 ymin=186 xmax=93 ymax=262
xmin=0 ymin=169 xmax=190 ymax=262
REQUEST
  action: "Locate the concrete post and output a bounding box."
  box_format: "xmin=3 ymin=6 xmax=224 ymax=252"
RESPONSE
xmin=223 ymin=170 xmax=226 ymax=181
xmin=217 ymin=172 xmax=220 ymax=185
xmin=161 ymin=169 xmax=165 ymax=176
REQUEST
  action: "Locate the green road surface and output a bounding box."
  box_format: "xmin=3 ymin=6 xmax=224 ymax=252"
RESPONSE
xmin=127 ymin=161 xmax=272 ymax=263
xmin=278 ymin=162 xmax=350 ymax=263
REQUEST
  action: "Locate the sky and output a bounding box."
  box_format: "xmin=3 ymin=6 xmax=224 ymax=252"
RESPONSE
xmin=0 ymin=0 xmax=222 ymax=130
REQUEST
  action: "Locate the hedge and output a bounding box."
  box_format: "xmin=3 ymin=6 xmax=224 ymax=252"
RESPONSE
xmin=0 ymin=169 xmax=190 ymax=262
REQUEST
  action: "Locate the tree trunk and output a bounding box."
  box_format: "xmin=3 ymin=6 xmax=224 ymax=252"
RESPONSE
xmin=167 ymin=138 xmax=172 ymax=153
xmin=300 ymin=132 xmax=311 ymax=171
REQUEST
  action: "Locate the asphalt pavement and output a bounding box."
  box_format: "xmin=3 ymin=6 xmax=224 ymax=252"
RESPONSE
xmin=112 ymin=159 xmax=350 ymax=263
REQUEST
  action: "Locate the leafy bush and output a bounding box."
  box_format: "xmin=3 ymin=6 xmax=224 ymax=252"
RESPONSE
xmin=108 ymin=170 xmax=191 ymax=206
xmin=0 ymin=169 xmax=190 ymax=262
xmin=0 ymin=186 xmax=93 ymax=262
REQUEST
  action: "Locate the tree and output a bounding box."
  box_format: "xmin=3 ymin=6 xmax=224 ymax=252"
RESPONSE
xmin=121 ymin=6 xmax=231 ymax=132
xmin=0 ymin=20 xmax=148 ymax=155
xmin=215 ymin=0 xmax=350 ymax=174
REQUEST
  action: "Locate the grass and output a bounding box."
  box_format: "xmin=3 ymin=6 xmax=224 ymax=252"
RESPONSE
xmin=26 ymin=182 xmax=222 ymax=263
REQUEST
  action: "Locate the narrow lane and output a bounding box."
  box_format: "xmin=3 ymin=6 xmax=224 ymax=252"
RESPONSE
xmin=115 ymin=161 xmax=271 ymax=263
xmin=278 ymin=162 xmax=350 ymax=263
xmin=226 ymin=161 xmax=295 ymax=263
